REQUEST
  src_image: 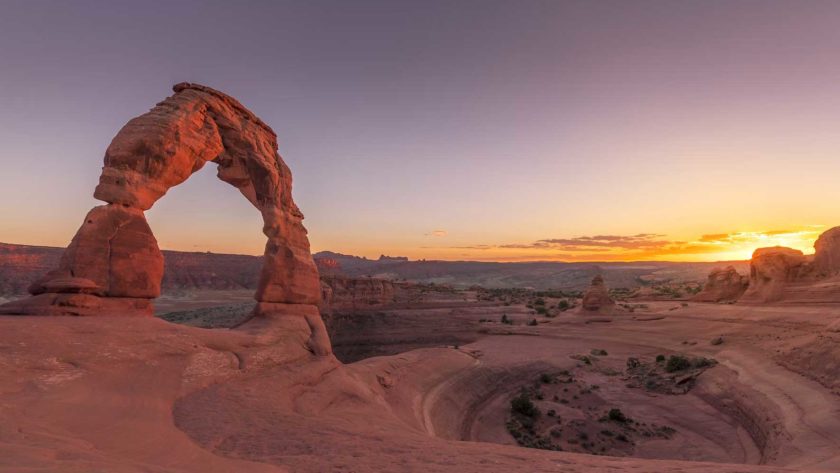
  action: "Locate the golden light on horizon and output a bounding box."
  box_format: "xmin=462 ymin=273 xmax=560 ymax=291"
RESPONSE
xmin=391 ymin=228 xmax=825 ymax=263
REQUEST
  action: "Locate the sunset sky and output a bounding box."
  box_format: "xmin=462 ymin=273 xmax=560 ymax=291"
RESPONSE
xmin=1 ymin=1 xmax=839 ymax=262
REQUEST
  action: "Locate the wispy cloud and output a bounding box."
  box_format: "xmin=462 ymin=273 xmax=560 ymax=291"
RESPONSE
xmin=425 ymin=229 xmax=448 ymax=237
xmin=430 ymin=229 xmax=821 ymax=262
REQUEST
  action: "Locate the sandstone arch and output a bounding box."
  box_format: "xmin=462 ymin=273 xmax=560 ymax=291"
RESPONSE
xmin=0 ymin=83 xmax=331 ymax=355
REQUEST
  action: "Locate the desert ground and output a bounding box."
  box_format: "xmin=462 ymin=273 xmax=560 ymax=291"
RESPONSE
xmin=2 ymin=83 xmax=839 ymax=473
xmin=3 ymin=284 xmax=840 ymax=473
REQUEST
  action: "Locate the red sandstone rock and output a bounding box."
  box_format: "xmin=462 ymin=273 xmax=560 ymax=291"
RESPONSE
xmin=29 ymin=205 xmax=163 ymax=299
xmin=813 ymin=226 xmax=840 ymax=276
xmin=580 ymin=275 xmax=614 ymax=312
xmin=319 ymin=276 xmax=396 ymax=314
xmin=1 ymin=83 xmax=328 ymax=353
xmin=741 ymin=247 xmax=809 ymax=303
xmin=692 ymin=266 xmax=748 ymax=303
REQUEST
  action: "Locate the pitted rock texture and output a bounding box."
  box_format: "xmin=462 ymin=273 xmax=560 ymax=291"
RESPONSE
xmin=692 ymin=266 xmax=749 ymax=303
xmin=580 ymin=275 xmax=614 ymax=312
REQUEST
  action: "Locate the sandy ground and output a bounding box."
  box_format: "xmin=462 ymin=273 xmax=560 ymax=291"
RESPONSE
xmin=1 ymin=293 xmax=839 ymax=472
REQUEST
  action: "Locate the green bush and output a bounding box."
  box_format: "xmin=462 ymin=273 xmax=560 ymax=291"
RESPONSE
xmin=656 ymin=354 xmax=666 ymax=363
xmin=607 ymin=408 xmax=629 ymax=423
xmin=511 ymin=392 xmax=539 ymax=417
xmin=665 ymin=355 xmax=691 ymax=372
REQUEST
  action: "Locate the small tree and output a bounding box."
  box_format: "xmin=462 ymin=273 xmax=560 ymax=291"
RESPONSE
xmin=511 ymin=392 xmax=539 ymax=418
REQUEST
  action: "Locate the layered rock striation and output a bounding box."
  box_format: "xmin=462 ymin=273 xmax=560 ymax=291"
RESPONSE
xmin=319 ymin=276 xmax=396 ymax=315
xmin=0 ymin=83 xmax=330 ymax=354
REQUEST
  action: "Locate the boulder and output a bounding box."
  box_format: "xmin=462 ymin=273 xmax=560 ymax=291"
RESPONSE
xmin=813 ymin=226 xmax=840 ymax=276
xmin=740 ymin=247 xmax=808 ymax=303
xmin=692 ymin=266 xmax=748 ymax=303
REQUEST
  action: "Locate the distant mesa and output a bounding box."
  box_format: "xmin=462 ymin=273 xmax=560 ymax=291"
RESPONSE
xmin=0 ymin=83 xmax=330 ymax=355
xmin=691 ymin=265 xmax=748 ymax=303
xmin=580 ymin=274 xmax=615 ymax=312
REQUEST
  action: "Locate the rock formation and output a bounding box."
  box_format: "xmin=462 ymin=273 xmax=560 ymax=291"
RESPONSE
xmin=813 ymin=226 xmax=840 ymax=276
xmin=0 ymin=83 xmax=330 ymax=355
xmin=740 ymin=247 xmax=809 ymax=303
xmin=580 ymin=275 xmax=614 ymax=312
xmin=319 ymin=276 xmax=396 ymax=315
xmin=692 ymin=266 xmax=749 ymax=303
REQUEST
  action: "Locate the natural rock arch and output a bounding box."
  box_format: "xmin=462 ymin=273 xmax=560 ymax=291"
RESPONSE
xmin=0 ymin=83 xmax=331 ymax=355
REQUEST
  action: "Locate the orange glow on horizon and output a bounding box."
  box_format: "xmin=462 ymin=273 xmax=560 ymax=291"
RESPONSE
xmin=310 ymin=228 xmax=824 ymax=263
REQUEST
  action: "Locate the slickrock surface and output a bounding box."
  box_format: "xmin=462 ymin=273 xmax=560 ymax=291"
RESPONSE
xmin=1 ymin=301 xmax=837 ymax=472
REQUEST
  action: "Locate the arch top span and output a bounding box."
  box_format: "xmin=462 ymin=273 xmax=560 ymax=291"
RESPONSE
xmin=0 ymin=83 xmax=331 ymax=355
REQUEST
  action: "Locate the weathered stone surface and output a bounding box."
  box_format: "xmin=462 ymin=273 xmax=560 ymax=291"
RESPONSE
xmin=741 ymin=247 xmax=809 ymax=303
xmin=1 ymin=83 xmax=328 ymax=353
xmin=40 ymin=277 xmax=103 ymax=295
xmin=692 ymin=266 xmax=748 ymax=303
xmin=580 ymin=275 xmax=614 ymax=312
xmin=249 ymin=303 xmax=332 ymax=356
xmin=319 ymin=276 xmax=396 ymax=314
xmin=813 ymin=226 xmax=840 ymax=277
xmin=28 ymin=204 xmax=163 ymax=299
xmin=0 ymin=293 xmax=152 ymax=317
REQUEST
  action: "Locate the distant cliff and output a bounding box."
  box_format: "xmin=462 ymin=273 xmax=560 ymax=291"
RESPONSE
xmin=0 ymin=242 xmax=747 ymax=299
xmin=0 ymin=243 xmax=263 ymax=297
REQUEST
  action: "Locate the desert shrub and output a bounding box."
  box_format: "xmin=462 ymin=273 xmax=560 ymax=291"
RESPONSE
xmin=590 ymin=348 xmax=608 ymax=356
xmin=665 ymin=355 xmax=691 ymax=372
xmin=501 ymin=314 xmax=513 ymax=325
xmin=692 ymin=357 xmax=714 ymax=368
xmin=557 ymin=299 xmax=570 ymax=311
xmin=656 ymin=354 xmax=666 ymax=363
xmin=534 ymin=298 xmax=545 ymax=306
xmin=536 ymin=306 xmax=548 ymax=315
xmin=527 ymin=318 xmax=538 ymax=326
xmin=607 ymin=408 xmax=629 ymax=423
xmin=511 ymin=392 xmax=539 ymax=417
xmin=539 ymin=373 xmax=553 ymax=384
